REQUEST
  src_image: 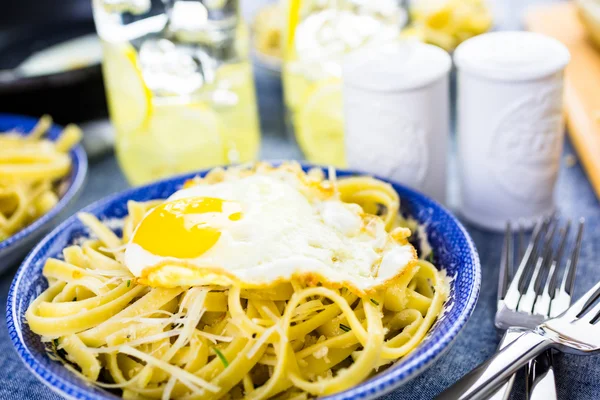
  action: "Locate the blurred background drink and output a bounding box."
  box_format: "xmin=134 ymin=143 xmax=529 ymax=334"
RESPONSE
xmin=93 ymin=0 xmax=260 ymax=185
xmin=282 ymin=0 xmax=492 ymax=167
xmin=282 ymin=0 xmax=409 ymax=167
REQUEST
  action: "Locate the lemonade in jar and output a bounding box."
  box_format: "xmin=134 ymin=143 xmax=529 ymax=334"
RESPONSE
xmin=283 ymin=0 xmax=407 ymax=166
xmin=93 ymin=0 xmax=260 ymax=185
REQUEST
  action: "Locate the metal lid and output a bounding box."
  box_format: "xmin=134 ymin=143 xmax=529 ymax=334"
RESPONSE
xmin=454 ymin=31 xmax=570 ymax=81
xmin=342 ymin=40 xmax=452 ymax=92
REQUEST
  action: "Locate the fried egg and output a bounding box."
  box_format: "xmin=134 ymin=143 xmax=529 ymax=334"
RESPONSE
xmin=123 ymin=170 xmax=417 ymax=294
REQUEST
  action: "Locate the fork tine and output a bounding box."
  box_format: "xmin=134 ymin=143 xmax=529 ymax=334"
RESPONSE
xmin=503 ymin=217 xmax=550 ymax=310
xmin=534 ymin=222 xmax=570 ymax=316
xmin=518 ymin=217 xmax=555 ymax=293
xmin=564 ymin=218 xmax=584 ymax=297
xmin=576 ymin=297 xmax=600 ymax=324
xmin=561 ymin=279 xmax=600 ymax=321
xmin=546 ymin=221 xmax=571 ymax=297
xmin=517 ymin=222 xmax=525 ymax=263
xmin=508 ymin=226 xmax=515 ymax=287
xmin=550 ymin=219 xmax=585 ymax=317
xmin=533 ymin=222 xmax=560 ymax=294
xmin=589 ymin=308 xmax=600 ymax=325
xmin=518 ymin=220 xmax=558 ymax=313
xmin=498 ymin=222 xmax=512 ymax=301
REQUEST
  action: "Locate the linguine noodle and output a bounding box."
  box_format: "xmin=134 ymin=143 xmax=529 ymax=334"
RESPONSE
xmin=0 ymin=115 xmax=82 ymax=241
xmin=26 ymin=164 xmax=448 ymax=399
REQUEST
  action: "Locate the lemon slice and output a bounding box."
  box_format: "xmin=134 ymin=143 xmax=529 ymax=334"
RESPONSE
xmin=101 ymin=41 xmax=152 ymax=134
xmin=149 ymin=102 xmax=226 ymax=167
xmin=282 ymin=66 xmax=314 ymax=111
xmin=295 ymin=80 xmax=346 ymax=166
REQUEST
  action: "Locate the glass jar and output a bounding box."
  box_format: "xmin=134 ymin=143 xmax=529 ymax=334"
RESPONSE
xmin=282 ymin=0 xmax=408 ymax=166
xmin=93 ymin=0 xmax=260 ymax=185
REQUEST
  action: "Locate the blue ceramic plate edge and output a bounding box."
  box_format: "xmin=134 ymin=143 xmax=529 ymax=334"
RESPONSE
xmin=8 ymin=296 xmax=79 ymax=400
xmin=7 ymin=162 xmax=481 ymax=400
xmin=7 ymin=256 xmax=104 ymax=400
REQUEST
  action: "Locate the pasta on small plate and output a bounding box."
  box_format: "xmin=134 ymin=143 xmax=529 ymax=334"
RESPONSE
xmin=8 ymin=162 xmax=479 ymax=400
xmin=0 ymin=114 xmax=87 ymax=270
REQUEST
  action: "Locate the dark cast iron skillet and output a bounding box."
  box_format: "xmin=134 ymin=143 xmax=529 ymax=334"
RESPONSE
xmin=0 ymin=0 xmax=107 ymax=124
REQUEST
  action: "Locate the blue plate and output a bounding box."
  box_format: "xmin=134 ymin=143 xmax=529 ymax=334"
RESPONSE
xmin=7 ymin=165 xmax=480 ymax=400
xmin=0 ymin=114 xmax=87 ymax=273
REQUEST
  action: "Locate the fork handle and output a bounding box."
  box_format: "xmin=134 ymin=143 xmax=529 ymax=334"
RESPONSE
xmin=527 ymin=351 xmax=557 ymax=400
xmin=488 ymin=328 xmax=527 ymax=400
xmin=436 ymin=331 xmax=552 ymax=400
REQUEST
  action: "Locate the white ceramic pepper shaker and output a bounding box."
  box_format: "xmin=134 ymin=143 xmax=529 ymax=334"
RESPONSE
xmin=342 ymin=41 xmax=452 ymax=204
xmin=454 ymin=31 xmax=570 ymax=231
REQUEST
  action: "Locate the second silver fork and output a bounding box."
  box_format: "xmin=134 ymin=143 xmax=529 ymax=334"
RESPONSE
xmin=493 ymin=216 xmax=584 ymax=400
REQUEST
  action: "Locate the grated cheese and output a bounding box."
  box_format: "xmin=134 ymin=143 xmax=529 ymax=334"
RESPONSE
xmin=247 ymin=325 xmax=276 ymax=359
xmin=312 ymin=346 xmax=329 ymax=360
xmin=120 ymin=346 xmax=220 ymax=393
xmin=89 ymin=330 xmax=184 ymax=353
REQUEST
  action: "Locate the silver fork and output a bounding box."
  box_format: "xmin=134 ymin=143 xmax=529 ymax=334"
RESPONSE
xmin=493 ymin=217 xmax=584 ymax=400
xmin=527 ymin=218 xmax=584 ymax=399
xmin=438 ymin=270 xmax=600 ymax=400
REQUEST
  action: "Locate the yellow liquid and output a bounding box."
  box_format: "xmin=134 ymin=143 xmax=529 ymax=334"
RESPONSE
xmin=282 ymin=65 xmax=345 ymax=167
xmin=282 ymin=2 xmax=405 ymax=167
xmin=101 ymin=41 xmax=260 ymax=185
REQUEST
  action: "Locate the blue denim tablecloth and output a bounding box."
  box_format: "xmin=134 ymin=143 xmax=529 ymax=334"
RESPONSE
xmin=2 ymin=12 xmax=600 ymax=398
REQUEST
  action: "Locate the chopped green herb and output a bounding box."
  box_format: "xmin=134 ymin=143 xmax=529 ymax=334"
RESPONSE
xmin=127 ymin=280 xmax=131 ymax=287
xmin=52 ymin=338 xmax=67 ymax=358
xmin=370 ymin=298 xmax=380 ymax=306
xmin=339 ymin=323 xmax=351 ymax=332
xmin=427 ymin=251 xmax=434 ymax=263
xmin=213 ymin=347 xmax=229 ymax=368
xmin=428 ymin=278 xmax=436 ymax=294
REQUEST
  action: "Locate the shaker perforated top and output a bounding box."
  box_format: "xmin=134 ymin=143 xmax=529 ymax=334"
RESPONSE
xmin=342 ymin=40 xmax=452 ymax=92
xmin=453 ymin=31 xmax=570 ymax=81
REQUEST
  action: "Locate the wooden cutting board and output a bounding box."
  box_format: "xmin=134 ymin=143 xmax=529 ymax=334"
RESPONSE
xmin=525 ymin=2 xmax=600 ymax=199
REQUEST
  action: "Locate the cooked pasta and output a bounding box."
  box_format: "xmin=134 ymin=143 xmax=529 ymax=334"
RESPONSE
xmin=0 ymin=115 xmax=82 ymax=241
xmin=26 ymin=163 xmax=448 ymax=399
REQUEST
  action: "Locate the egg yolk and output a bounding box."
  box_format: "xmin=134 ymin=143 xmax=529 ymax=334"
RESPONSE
xmin=132 ymin=197 xmax=239 ymax=259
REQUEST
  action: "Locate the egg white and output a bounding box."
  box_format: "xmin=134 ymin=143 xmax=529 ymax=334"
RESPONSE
xmin=123 ymin=172 xmax=416 ymax=293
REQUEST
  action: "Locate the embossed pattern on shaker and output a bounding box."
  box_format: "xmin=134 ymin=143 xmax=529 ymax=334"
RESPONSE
xmin=389 ymin=118 xmax=429 ymax=186
xmin=489 ymin=84 xmax=564 ymax=203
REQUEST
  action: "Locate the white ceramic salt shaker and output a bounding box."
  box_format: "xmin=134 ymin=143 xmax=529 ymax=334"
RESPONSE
xmin=454 ymin=31 xmax=570 ymax=231
xmin=343 ymin=41 xmax=452 ymax=204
